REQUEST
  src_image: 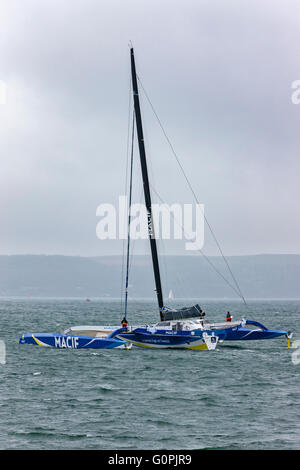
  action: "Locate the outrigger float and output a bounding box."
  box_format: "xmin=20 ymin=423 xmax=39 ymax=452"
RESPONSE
xmin=19 ymin=328 xmax=131 ymax=350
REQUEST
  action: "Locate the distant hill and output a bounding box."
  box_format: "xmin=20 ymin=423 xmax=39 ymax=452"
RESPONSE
xmin=0 ymin=254 xmax=299 ymax=299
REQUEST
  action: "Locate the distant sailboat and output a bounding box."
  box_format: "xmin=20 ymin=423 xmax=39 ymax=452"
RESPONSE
xmin=0 ymin=340 xmax=6 ymax=365
xmin=168 ymin=290 xmax=174 ymax=301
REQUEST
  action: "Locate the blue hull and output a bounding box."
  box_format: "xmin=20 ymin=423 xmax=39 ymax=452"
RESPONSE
xmin=222 ymin=321 xmax=288 ymax=341
xmin=118 ymin=327 xmax=221 ymax=349
xmin=223 ymin=328 xmax=287 ymax=341
xmin=119 ymin=331 xmax=202 ymax=347
xmin=19 ymin=333 xmax=126 ymax=349
xmin=118 ymin=320 xmax=288 ymax=348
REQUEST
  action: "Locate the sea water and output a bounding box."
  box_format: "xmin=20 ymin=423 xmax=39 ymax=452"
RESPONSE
xmin=0 ymin=298 xmax=299 ymax=450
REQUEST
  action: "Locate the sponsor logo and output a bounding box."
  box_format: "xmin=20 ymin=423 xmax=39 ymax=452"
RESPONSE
xmin=54 ymin=336 xmax=79 ymax=348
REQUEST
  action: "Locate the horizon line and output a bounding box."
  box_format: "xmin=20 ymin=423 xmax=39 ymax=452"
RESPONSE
xmin=0 ymin=253 xmax=300 ymax=258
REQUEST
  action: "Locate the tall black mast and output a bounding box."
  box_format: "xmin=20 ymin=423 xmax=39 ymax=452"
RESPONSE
xmin=130 ymin=47 xmax=164 ymax=317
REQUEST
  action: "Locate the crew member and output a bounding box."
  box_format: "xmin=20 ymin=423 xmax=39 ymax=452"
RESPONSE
xmin=226 ymin=311 xmax=232 ymax=322
xmin=121 ymin=317 xmax=128 ymax=328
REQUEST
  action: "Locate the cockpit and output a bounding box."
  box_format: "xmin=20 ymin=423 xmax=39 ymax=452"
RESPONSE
xmin=154 ymin=320 xmax=204 ymax=331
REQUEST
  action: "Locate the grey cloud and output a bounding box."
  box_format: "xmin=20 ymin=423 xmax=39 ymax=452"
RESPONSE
xmin=0 ymin=0 xmax=299 ymax=256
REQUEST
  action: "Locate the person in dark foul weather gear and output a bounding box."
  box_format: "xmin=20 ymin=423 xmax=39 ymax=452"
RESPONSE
xmin=121 ymin=317 xmax=128 ymax=328
xmin=226 ymin=312 xmax=232 ymax=322
xmin=199 ymin=308 xmax=205 ymax=318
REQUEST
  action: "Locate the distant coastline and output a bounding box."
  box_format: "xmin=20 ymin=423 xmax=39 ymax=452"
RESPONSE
xmin=0 ymin=254 xmax=299 ymax=299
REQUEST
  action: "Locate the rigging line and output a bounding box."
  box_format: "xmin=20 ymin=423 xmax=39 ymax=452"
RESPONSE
xmin=149 ymin=183 xmax=246 ymax=302
xmin=137 ymin=75 xmax=247 ymax=306
xmin=124 ymin=109 xmax=135 ymax=319
xmin=127 ymin=185 xmax=145 ymax=285
xmin=120 ymin=80 xmax=133 ymax=317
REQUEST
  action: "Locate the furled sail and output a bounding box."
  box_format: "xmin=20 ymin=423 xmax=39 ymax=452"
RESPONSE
xmin=161 ymin=304 xmax=205 ymax=321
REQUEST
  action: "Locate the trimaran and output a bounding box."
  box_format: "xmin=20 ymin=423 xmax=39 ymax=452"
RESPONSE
xmin=19 ymin=47 xmax=291 ymax=350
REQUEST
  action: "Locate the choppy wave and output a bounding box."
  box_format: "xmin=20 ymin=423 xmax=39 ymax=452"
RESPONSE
xmin=0 ymin=298 xmax=299 ymax=450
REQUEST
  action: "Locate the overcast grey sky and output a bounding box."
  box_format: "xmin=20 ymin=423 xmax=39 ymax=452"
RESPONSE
xmin=0 ymin=0 xmax=299 ymax=257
